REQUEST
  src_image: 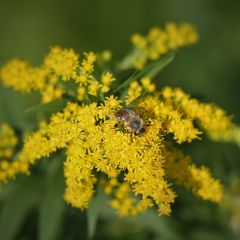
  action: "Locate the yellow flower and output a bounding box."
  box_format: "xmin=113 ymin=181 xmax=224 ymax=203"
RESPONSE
xmin=102 ymin=72 xmax=115 ymax=85
xmin=80 ymin=52 xmax=97 ymax=74
xmin=75 ymin=74 xmax=88 ymax=86
xmin=165 ymin=145 xmax=223 ymax=202
xmin=129 ymin=22 xmax=199 ymax=69
xmin=0 ymin=59 xmax=47 ymax=93
xmin=140 ymin=76 xmax=156 ymax=92
xmin=0 ymin=123 xmax=19 ymax=181
xmin=44 ymin=46 xmax=79 ymax=81
xmin=125 ymin=81 xmax=143 ymax=105
xmin=88 ymin=81 xmax=101 ymax=96
xmin=162 ymin=87 xmax=232 ymax=132
xmin=100 ymin=72 xmax=116 ymax=93
xmin=209 ymin=126 xmax=240 ymax=147
xmin=0 ymin=92 xmax=227 ymax=215
xmin=0 ymin=22 xmax=235 ymax=218
xmin=77 ymin=86 xmax=86 ymax=101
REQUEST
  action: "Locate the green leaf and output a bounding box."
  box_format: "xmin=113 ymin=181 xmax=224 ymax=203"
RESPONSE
xmin=145 ymin=52 xmax=174 ymax=78
xmin=134 ymin=210 xmax=181 ymax=240
xmin=87 ymin=190 xmax=102 ymax=239
xmin=86 ymin=94 xmax=102 ymax=104
xmin=38 ymin=158 xmax=65 ymax=240
xmin=25 ymin=99 xmax=68 ymax=122
xmin=117 ymin=48 xmax=142 ymax=71
xmin=87 ymin=187 xmax=115 ymax=239
xmin=25 ymin=99 xmax=68 ymax=114
xmin=87 ymin=200 xmax=98 ymax=239
xmin=114 ymin=52 xmax=174 ymax=94
xmin=113 ymin=70 xmax=137 ymax=93
xmin=0 ymin=176 xmax=41 ymax=240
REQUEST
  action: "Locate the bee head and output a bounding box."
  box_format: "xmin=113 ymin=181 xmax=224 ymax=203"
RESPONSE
xmin=135 ymin=127 xmax=145 ymax=135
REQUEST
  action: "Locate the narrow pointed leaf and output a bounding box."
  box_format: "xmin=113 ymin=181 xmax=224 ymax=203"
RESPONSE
xmin=114 ymin=52 xmax=174 ymax=94
xmin=0 ymin=177 xmax=41 ymax=240
xmin=38 ymin=159 xmax=65 ymax=240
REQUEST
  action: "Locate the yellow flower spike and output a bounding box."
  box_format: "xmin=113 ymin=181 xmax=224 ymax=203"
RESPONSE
xmin=125 ymin=80 xmax=144 ymax=105
xmin=140 ymin=77 xmax=156 ymax=93
xmin=85 ymin=51 xmax=97 ymax=64
xmin=165 ymin=146 xmax=223 ymax=203
xmin=101 ymin=85 xmax=110 ymax=93
xmin=75 ymin=74 xmax=88 ymax=86
xmin=54 ymin=88 xmax=65 ymax=99
xmin=0 ymin=59 xmax=47 ymax=93
xmin=131 ymin=33 xmax=147 ymax=50
xmin=0 ymin=123 xmax=20 ymax=181
xmin=140 ymin=76 xmax=151 ymax=86
xmin=130 ymin=80 xmax=141 ymax=90
xmin=64 ymin=138 xmax=97 ymax=210
xmin=128 ymin=22 xmax=198 ymax=69
xmin=88 ymin=81 xmax=101 ymax=96
xmin=0 ymin=160 xmax=9 ymax=170
xmin=100 ymin=72 xmax=116 ymax=93
xmin=109 ymin=181 xmax=153 ymax=217
xmin=0 ymin=22 xmax=236 ymax=218
xmin=102 ymin=72 xmax=115 ymax=85
xmin=77 ymin=86 xmax=86 ymax=101
xmin=0 ymin=123 xmax=18 ymax=158
xmin=80 ymin=52 xmax=97 ymax=74
xmin=161 ymin=87 xmax=232 ymax=132
xmin=44 ymin=46 xmax=79 ymax=81
xmin=209 ymin=126 xmax=240 ymax=147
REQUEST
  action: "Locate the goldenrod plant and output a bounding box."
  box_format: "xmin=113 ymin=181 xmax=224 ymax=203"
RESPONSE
xmin=0 ymin=22 xmax=239 ymax=239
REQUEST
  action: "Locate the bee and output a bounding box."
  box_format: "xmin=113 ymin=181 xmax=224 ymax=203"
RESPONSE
xmin=114 ymin=108 xmax=145 ymax=135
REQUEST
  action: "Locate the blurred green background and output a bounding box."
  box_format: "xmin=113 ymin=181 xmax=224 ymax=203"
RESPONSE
xmin=0 ymin=0 xmax=240 ymax=239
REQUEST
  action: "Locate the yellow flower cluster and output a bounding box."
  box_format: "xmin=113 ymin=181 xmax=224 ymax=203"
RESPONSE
xmin=165 ymin=145 xmax=222 ymax=202
xmin=102 ymin=178 xmax=153 ymax=216
xmin=125 ymin=77 xmax=156 ymax=105
xmin=62 ymin=98 xmax=175 ymax=215
xmin=0 ymin=23 xmax=235 ymax=217
xmin=0 ymin=123 xmax=18 ymax=159
xmin=0 ymin=87 xmax=229 ymax=215
xmin=101 ymin=72 xmax=116 ymax=93
xmin=161 ymin=87 xmax=232 ymax=132
xmin=0 ymin=59 xmax=47 ymax=93
xmin=130 ymin=22 xmax=198 ymax=69
xmin=0 ymin=123 xmax=18 ymax=181
xmin=44 ymin=46 xmax=79 ymax=81
xmin=0 ymin=47 xmax=116 ymax=103
xmin=138 ymin=93 xmax=201 ymax=143
xmin=209 ymin=126 xmax=240 ymax=147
